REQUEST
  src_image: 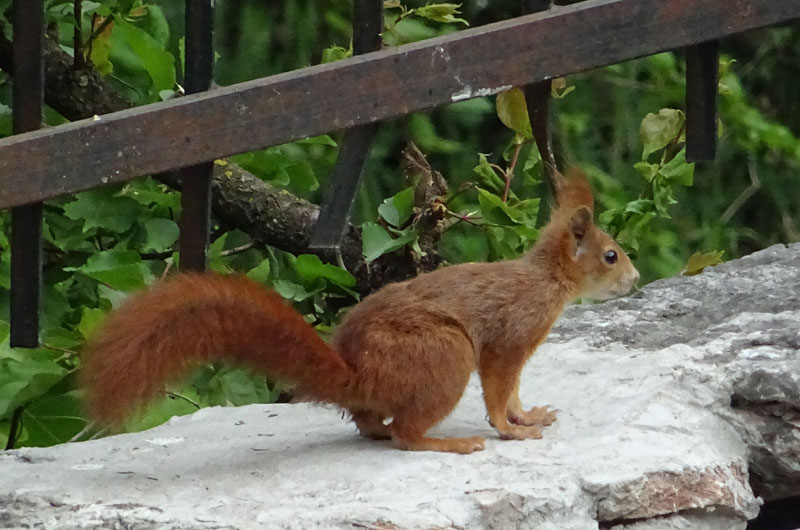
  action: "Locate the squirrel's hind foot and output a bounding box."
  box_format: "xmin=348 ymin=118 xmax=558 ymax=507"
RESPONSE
xmin=497 ymin=424 xmax=543 ymax=441
xmin=508 ymin=405 xmax=557 ymax=427
xmin=392 ymin=434 xmax=485 ymax=454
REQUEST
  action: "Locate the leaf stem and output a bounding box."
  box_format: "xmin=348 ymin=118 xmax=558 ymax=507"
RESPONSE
xmin=163 ymin=391 xmax=201 ymax=409
xmin=503 ymin=141 xmax=524 ymax=203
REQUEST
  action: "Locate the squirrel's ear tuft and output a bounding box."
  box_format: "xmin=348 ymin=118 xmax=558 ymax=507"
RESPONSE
xmin=554 ymin=167 xmax=594 ymax=215
xmin=569 ymin=206 xmax=592 ymax=241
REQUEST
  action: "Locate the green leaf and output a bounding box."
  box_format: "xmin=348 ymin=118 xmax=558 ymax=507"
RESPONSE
xmin=78 ymin=307 xmax=107 ymax=338
xmin=640 ymin=108 xmax=685 ymax=158
xmin=142 ymin=218 xmax=179 ymax=253
xmin=623 ymin=199 xmax=655 ymax=215
xmin=633 ymin=161 xmax=659 ymax=183
xmin=377 ymin=187 xmax=415 ymax=228
xmin=297 ymin=135 xmax=338 ymax=147
xmin=294 ymin=254 xmax=356 ymax=288
xmin=211 ymin=368 xmax=281 ymax=407
xmin=550 ymin=78 xmax=575 ymax=99
xmin=473 ymin=153 xmax=506 ymax=194
xmin=122 ymin=389 xmax=200 ymax=433
xmin=0 ymin=320 xmax=10 ymax=343
xmin=110 ymin=16 xmax=176 ymax=101
xmin=43 ymin=213 xmax=95 ymax=253
xmin=362 ymin=222 xmax=418 ymax=262
xmin=321 ymin=44 xmax=352 ymax=63
xmin=476 ymin=188 xmax=523 ymax=225
xmin=21 ymin=392 xmax=87 ymax=447
xmin=409 ymin=113 xmax=461 ymax=154
xmin=283 ymin=161 xmax=319 ymax=192
xmin=62 ymin=188 xmax=143 ymax=234
xmin=88 ymin=17 xmax=114 ymax=75
xmin=246 ymin=259 xmax=272 ymax=284
xmin=496 ymin=88 xmax=532 ymax=139
xmin=208 ymin=232 xmax=232 ymax=273
xmin=381 ymin=16 xmax=438 ymax=46
xmin=138 ymin=5 xmax=170 ymax=48
xmin=658 ymin=148 xmax=695 ymax=186
xmin=414 ymin=3 xmax=468 ymax=26
xmin=40 ymin=327 xmax=84 ymax=350
xmin=178 ymin=36 xmax=186 ymax=76
xmin=652 ymin=180 xmax=677 ymax=218
xmin=0 ymin=347 xmax=68 ymax=418
xmin=615 ymin=211 xmax=656 ymax=253
xmin=509 ymin=197 xmax=540 ymax=225
xmin=272 ymin=279 xmax=315 ymax=302
xmin=120 ymin=178 xmax=180 ymax=211
xmin=682 ymin=250 xmax=724 ymax=276
xmin=67 ymin=250 xmax=151 ymax=291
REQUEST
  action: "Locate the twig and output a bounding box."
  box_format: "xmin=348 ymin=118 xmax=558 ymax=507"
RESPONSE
xmin=503 ymin=141 xmax=525 ymax=203
xmin=219 ymin=242 xmax=255 ymax=257
xmin=721 ymin=157 xmax=761 ymax=223
xmin=163 ymin=391 xmax=201 ymax=409
xmin=445 ymin=209 xmax=505 ymax=229
xmin=160 ymin=260 xmax=174 ymax=281
xmin=87 ymin=427 xmax=107 ymax=440
xmin=88 ymin=13 xmax=114 ymax=43
xmin=68 ymin=421 xmax=96 ymax=443
xmin=444 ymin=182 xmax=477 ymax=206
xmin=73 ymin=0 xmax=86 ymax=70
xmin=41 ymin=343 xmax=77 ymax=355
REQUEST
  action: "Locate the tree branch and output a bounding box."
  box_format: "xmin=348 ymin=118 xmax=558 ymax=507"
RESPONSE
xmin=0 ymin=29 xmax=442 ymax=293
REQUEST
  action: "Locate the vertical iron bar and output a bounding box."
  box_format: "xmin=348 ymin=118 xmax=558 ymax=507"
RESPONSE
xmin=10 ymin=0 xmax=44 ymax=348
xmin=522 ymin=0 xmax=557 ymax=226
xmin=179 ymin=0 xmax=215 ymax=271
xmin=685 ymin=40 xmax=719 ymax=162
xmin=309 ymin=0 xmax=383 ymax=251
xmin=522 ymin=0 xmax=555 ymax=171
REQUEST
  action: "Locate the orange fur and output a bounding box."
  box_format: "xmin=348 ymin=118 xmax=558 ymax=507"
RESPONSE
xmin=82 ymin=169 xmax=638 ymax=454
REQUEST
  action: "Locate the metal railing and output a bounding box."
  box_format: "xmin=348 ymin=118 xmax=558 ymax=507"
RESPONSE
xmin=1 ymin=0 xmax=798 ymax=346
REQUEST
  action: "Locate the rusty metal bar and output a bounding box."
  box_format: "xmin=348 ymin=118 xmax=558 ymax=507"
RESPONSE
xmin=522 ymin=0 xmax=555 ymax=170
xmin=179 ymin=0 xmax=215 ymax=272
xmin=685 ymin=40 xmax=719 ymax=162
xmin=9 ymin=0 xmax=44 ymax=347
xmin=0 ymin=0 xmax=798 ymax=209
xmin=521 ymin=0 xmax=557 ymax=227
xmin=309 ymin=0 xmax=383 ymax=251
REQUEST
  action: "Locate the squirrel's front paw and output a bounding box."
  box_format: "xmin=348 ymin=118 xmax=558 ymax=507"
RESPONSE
xmin=508 ymin=405 xmax=557 ymax=427
xmin=497 ymin=424 xmax=543 ymax=441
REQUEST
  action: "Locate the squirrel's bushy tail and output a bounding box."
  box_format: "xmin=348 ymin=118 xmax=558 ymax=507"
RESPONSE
xmin=81 ymin=273 xmax=353 ymax=427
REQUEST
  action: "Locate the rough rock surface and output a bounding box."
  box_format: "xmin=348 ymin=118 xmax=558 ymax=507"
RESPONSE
xmin=2 ymin=243 xmax=799 ymax=530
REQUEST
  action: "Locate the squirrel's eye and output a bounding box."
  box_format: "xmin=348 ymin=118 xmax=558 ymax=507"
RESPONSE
xmin=603 ymin=250 xmax=618 ymax=265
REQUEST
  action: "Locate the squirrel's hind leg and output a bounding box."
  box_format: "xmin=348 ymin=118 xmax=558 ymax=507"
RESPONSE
xmin=352 ymin=410 xmax=485 ymax=453
xmin=390 ymin=418 xmax=485 ymax=454
xmin=387 ymin=335 xmax=485 ymax=454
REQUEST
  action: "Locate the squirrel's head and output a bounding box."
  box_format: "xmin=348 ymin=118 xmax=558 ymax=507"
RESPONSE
xmin=540 ymin=168 xmax=640 ymax=301
xmin=566 ymin=205 xmax=639 ymax=300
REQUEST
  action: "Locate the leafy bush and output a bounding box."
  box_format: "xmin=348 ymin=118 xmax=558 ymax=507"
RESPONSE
xmin=0 ymin=1 xmax=797 ymax=448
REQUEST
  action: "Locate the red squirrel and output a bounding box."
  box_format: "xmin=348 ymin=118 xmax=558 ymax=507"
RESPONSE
xmin=82 ymin=169 xmax=638 ymax=454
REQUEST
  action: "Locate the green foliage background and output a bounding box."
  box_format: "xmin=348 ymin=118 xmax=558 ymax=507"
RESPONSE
xmin=0 ymin=0 xmax=798 ymax=448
